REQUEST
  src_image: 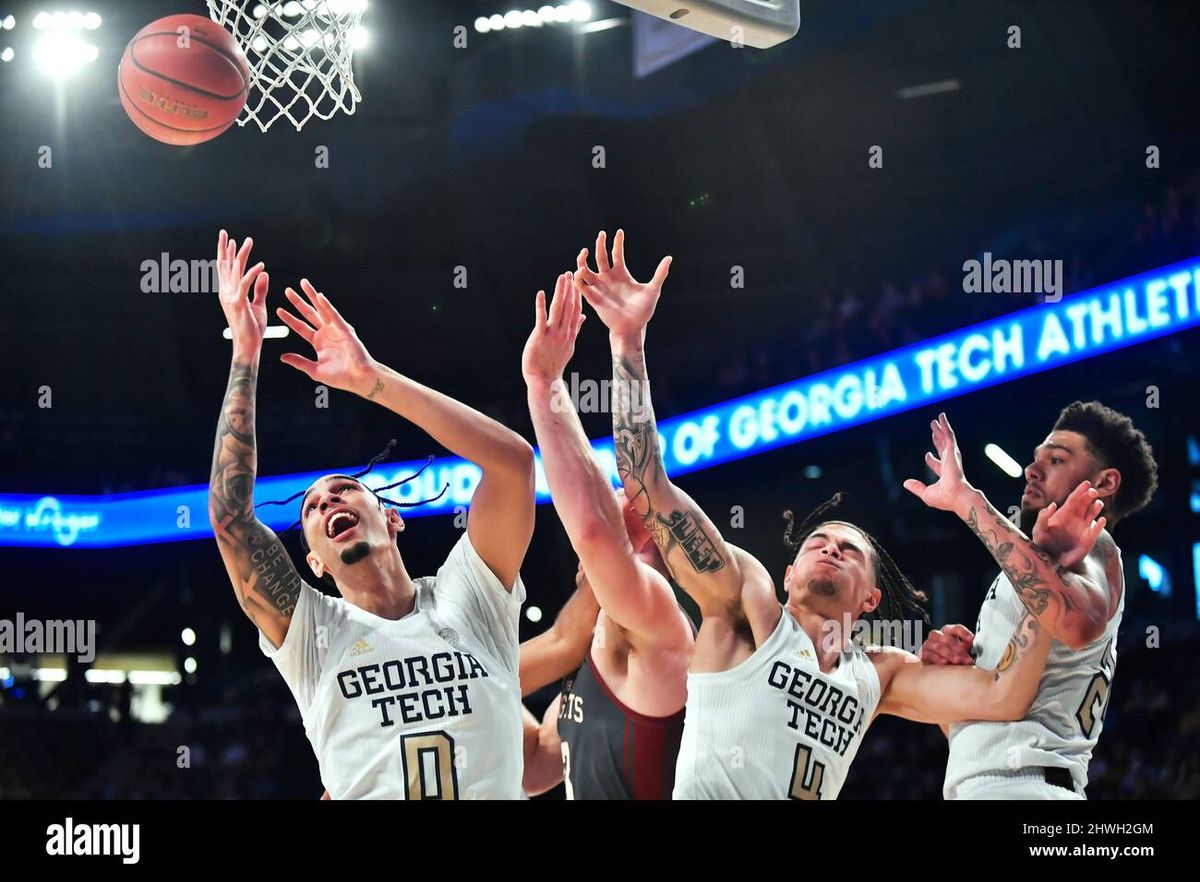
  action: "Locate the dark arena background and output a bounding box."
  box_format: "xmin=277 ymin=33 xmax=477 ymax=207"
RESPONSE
xmin=1 ymin=0 xmax=1198 ymax=819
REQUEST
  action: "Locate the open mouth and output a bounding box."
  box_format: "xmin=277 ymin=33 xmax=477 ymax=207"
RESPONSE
xmin=325 ymin=509 xmax=361 ymax=541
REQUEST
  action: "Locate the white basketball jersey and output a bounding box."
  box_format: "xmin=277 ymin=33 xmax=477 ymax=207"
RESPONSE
xmin=674 ymin=609 xmax=881 ymax=800
xmin=944 ymin=568 xmax=1123 ymax=798
xmin=260 ymin=533 xmax=526 ymax=799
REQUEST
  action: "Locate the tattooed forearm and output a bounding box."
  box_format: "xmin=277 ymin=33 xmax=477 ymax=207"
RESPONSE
xmin=610 ymin=348 xmax=727 ymax=576
xmin=209 ymin=360 xmax=303 ymax=623
xmin=366 ymin=378 xmax=384 ymax=400
xmin=961 ymin=494 xmax=1085 ymax=638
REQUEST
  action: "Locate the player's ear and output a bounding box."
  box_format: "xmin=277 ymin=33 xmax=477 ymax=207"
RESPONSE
xmin=1092 ymin=467 xmax=1121 ymax=509
xmin=783 ymin=562 xmax=794 ymax=588
xmin=861 ymin=584 xmax=882 ymax=615
xmin=307 ymin=550 xmax=326 ymax=579
xmin=386 ymin=507 xmax=405 ymax=536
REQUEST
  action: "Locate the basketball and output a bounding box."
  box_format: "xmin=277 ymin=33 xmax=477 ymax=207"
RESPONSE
xmin=118 ymin=13 xmax=249 ymax=146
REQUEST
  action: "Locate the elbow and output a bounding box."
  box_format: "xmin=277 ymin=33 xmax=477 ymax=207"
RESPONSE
xmin=503 ymin=436 xmax=536 ymax=482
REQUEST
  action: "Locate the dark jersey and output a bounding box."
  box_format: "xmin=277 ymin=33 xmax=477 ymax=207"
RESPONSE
xmin=556 ymin=650 xmax=685 ymax=800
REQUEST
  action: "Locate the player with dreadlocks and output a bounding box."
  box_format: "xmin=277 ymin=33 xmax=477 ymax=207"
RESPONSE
xmin=208 ymin=231 xmax=535 ymax=799
xmin=577 ymin=228 xmax=1052 ymax=799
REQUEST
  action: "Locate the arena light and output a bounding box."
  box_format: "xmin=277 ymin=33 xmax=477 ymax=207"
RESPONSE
xmin=1138 ymin=554 xmax=1170 ymax=596
xmin=5 ymin=255 xmax=1200 ymax=549
xmin=1 ymin=14 xmax=15 ymax=30
xmin=580 ymin=17 xmax=625 ymax=34
xmin=984 ymin=443 xmax=1023 ymax=478
xmin=31 ymin=9 xmax=101 ymax=31
xmin=475 ymin=3 xmax=591 ymax=33
xmin=1193 ymin=543 xmax=1200 ymax=620
xmin=181 ymin=627 xmax=196 ymax=647
xmin=0 ymin=47 xmax=12 ymax=62
xmin=33 ymin=31 xmax=99 ymax=79
xmin=184 ymin=656 xmax=198 ymax=674
xmin=223 ymin=326 xmax=289 ymax=340
xmin=525 ymin=606 xmax=543 ymax=623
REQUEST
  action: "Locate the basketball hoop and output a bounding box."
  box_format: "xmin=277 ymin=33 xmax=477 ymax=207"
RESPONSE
xmin=206 ymin=0 xmax=367 ymax=132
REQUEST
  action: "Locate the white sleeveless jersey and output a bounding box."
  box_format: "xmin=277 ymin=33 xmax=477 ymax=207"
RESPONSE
xmin=674 ymin=609 xmax=881 ymax=800
xmin=945 ymin=568 xmax=1123 ymax=798
xmin=260 ymin=533 xmax=526 ymax=799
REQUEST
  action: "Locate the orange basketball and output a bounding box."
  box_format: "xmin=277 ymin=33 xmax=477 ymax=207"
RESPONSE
xmin=118 ymin=14 xmax=249 ymax=146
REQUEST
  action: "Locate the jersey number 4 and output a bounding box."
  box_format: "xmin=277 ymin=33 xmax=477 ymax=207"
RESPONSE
xmin=789 ymin=744 xmax=826 ymax=800
xmin=402 ymin=732 xmax=460 ymax=800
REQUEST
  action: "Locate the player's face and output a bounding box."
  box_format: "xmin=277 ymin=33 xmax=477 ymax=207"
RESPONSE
xmin=1020 ymin=431 xmax=1101 ymax=532
xmin=786 ymin=522 xmax=880 ymax=618
xmin=300 ymin=475 xmax=399 ymax=578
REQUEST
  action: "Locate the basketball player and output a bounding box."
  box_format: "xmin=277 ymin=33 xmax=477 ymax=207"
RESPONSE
xmin=518 ymin=272 xmax=694 ymax=799
xmin=208 ymin=231 xmax=536 ymax=799
xmin=909 ymin=405 xmax=1157 ymax=799
xmin=576 ymin=230 xmax=1053 ymax=799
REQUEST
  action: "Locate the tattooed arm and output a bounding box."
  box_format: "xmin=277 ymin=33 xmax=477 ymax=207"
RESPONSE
xmin=576 ymin=231 xmax=778 ymax=642
xmin=905 ymin=413 xmax=1121 ymax=651
xmin=208 ymin=231 xmax=304 ymax=650
xmin=872 ymin=612 xmax=1050 ymax=724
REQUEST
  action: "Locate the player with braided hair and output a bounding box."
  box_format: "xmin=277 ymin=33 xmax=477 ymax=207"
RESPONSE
xmin=207 ymin=230 xmax=535 ymax=799
xmin=576 ymin=228 xmax=1056 ymax=799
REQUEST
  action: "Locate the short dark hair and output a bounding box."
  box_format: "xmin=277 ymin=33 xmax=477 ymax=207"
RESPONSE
xmin=1053 ymin=401 xmax=1158 ymax=522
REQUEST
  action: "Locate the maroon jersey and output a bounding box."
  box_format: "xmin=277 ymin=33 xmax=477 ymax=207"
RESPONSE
xmin=556 ymin=651 xmax=685 ymax=800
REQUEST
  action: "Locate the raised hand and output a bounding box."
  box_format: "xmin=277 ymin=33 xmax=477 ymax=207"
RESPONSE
xmin=574 ymin=229 xmax=671 ymax=337
xmin=903 ymin=412 xmax=974 ymax=513
xmin=275 ymin=279 xmax=378 ymax=396
xmin=1032 ymin=480 xmax=1107 ymax=570
xmin=217 ymin=229 xmax=269 ymax=355
xmin=522 ymin=271 xmax=586 ymax=385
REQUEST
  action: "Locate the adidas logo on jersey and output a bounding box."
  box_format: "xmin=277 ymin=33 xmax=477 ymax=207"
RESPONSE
xmin=349 ymin=639 xmax=374 ymax=657
xmin=797 ymin=648 xmax=813 ymax=659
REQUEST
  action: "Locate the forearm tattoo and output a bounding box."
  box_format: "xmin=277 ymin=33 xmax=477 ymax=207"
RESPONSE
xmin=209 ymin=361 xmax=302 ymax=620
xmin=963 ymin=502 xmax=1075 ymax=627
xmin=611 ymin=350 xmax=726 ymax=576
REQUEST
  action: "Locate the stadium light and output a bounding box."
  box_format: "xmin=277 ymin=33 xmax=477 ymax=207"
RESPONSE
xmin=984 ymin=443 xmax=1023 ymax=478
xmin=181 ymin=627 xmax=197 ymax=647
xmin=1 ymin=14 xmax=15 ymax=30
xmin=32 ymin=9 xmax=101 ymax=31
xmin=525 ymin=606 xmax=543 ymax=623
xmin=33 ymin=31 xmax=99 ymax=79
xmin=223 ymin=326 xmax=289 ymax=340
xmin=1 ymin=47 xmax=13 ymax=62
xmin=184 ymin=657 xmax=198 ymax=674
xmin=1138 ymin=554 xmax=1170 ymax=596
xmin=475 ymin=3 xmax=592 ymax=33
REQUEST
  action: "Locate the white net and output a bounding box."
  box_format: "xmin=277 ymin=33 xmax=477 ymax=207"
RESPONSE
xmin=206 ymin=0 xmax=367 ymax=132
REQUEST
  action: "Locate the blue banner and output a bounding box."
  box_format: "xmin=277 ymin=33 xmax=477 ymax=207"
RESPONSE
xmin=3 ymin=255 xmax=1199 ymax=548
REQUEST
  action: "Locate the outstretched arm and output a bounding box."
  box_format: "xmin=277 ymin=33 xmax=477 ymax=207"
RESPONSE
xmin=874 ymin=611 xmax=1050 ymax=724
xmin=276 ymin=280 xmax=535 ymax=589
xmin=577 ymin=231 xmax=776 ymax=632
xmin=522 ymin=271 xmax=691 ymax=650
xmin=905 ymin=413 xmax=1119 ymax=650
xmin=208 ymin=231 xmax=304 ymax=650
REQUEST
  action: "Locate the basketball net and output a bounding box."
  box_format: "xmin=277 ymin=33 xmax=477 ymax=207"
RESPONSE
xmin=206 ymin=0 xmax=366 ymax=132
